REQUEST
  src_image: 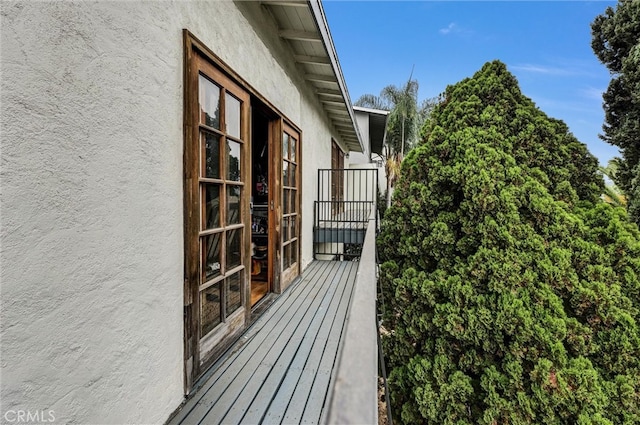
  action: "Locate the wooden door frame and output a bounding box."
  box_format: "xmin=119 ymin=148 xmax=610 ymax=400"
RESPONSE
xmin=268 ymin=118 xmax=282 ymax=294
xmin=182 ymin=32 xmax=252 ymax=393
xmin=279 ymin=121 xmax=301 ymax=291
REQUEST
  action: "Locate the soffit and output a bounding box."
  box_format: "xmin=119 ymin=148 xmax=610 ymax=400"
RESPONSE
xmin=369 ymin=114 xmax=387 ymax=155
xmin=261 ymin=0 xmax=364 ymax=153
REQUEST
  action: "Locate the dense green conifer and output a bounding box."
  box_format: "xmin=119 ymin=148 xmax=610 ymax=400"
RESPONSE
xmin=591 ymin=0 xmax=640 ymax=225
xmin=378 ymin=61 xmax=640 ymax=424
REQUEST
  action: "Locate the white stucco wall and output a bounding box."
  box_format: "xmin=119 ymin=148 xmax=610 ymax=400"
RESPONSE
xmin=1 ymin=1 xmax=342 ymax=423
xmin=299 ymin=92 xmax=335 ymax=268
xmin=351 ymin=112 xmax=371 ymax=164
xmin=349 ymin=150 xmax=370 ymax=165
xmin=1 ymin=2 xmax=185 ymax=423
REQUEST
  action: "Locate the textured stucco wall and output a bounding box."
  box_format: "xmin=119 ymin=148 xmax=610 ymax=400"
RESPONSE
xmin=1 ymin=1 xmax=340 ymax=423
xmin=1 ymin=2 xmax=185 ymax=423
xmin=299 ymin=93 xmax=334 ymax=269
xmin=349 ymin=151 xmax=370 ymax=165
xmin=351 ymin=112 xmax=371 ymax=164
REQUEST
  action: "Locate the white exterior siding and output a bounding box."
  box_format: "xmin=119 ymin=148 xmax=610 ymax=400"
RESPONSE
xmin=349 ymin=150 xmax=372 ymax=165
xmin=1 ymin=1 xmax=344 ymax=423
xmin=349 ymin=109 xmax=388 ymax=197
xmin=299 ymin=95 xmax=334 ymax=270
xmin=351 ymin=112 xmax=372 ymax=164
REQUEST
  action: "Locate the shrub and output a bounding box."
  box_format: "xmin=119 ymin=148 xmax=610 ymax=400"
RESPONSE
xmin=378 ymin=61 xmax=640 ymax=424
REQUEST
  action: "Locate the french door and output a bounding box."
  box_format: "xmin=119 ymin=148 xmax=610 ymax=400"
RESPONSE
xmin=183 ymin=32 xmax=304 ymax=391
xmin=280 ymin=123 xmax=301 ymax=289
xmin=184 ymin=47 xmax=250 ymax=389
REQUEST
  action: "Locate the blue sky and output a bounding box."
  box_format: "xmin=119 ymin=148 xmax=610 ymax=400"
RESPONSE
xmin=323 ymin=0 xmax=619 ymax=166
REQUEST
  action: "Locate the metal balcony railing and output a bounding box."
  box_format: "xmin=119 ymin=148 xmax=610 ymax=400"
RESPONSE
xmin=313 ymin=168 xmax=378 ymax=260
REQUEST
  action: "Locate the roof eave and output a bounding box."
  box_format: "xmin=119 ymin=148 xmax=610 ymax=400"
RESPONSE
xmin=307 ymin=0 xmax=365 ymax=153
xmin=259 ymin=0 xmax=363 ymax=152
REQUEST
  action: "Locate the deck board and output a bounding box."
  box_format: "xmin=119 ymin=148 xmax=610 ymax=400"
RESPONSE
xmin=283 ymin=263 xmax=358 ymax=424
xmin=300 ymin=265 xmax=358 ymax=424
xmin=182 ymin=262 xmax=333 ymax=423
xmin=261 ymin=262 xmax=357 ymax=424
xmin=215 ymin=263 xmax=349 ymax=424
xmin=244 ymin=263 xmax=352 ymax=424
xmin=170 ymin=262 xmax=329 ymax=425
xmin=169 ymin=260 xmax=359 ymax=425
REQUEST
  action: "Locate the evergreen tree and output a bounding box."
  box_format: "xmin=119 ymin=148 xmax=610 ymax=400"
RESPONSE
xmin=591 ymin=0 xmax=640 ymax=224
xmin=378 ymin=61 xmax=640 ymax=424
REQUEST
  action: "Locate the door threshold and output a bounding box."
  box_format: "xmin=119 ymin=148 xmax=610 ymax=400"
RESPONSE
xmin=249 ymin=292 xmax=276 ymax=325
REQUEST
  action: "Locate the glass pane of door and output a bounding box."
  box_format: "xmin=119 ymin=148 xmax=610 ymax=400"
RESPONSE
xmin=201 ymin=283 xmax=222 ymax=335
xmin=227 ymin=140 xmax=241 ymax=181
xmin=202 ymin=132 xmax=221 ymax=179
xmin=199 ymin=75 xmax=220 ymax=129
xmin=204 ymin=184 xmax=221 ymax=230
xmin=227 ymin=186 xmax=241 ymax=225
xmin=203 ymin=233 xmax=222 ymax=281
xmin=226 ymin=93 xmax=241 ymax=139
xmin=226 ymin=228 xmax=242 ymax=269
xmin=226 ymin=272 xmax=242 ymax=314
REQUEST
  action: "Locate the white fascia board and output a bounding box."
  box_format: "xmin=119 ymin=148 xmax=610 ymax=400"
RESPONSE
xmin=353 ymin=105 xmax=391 ymax=116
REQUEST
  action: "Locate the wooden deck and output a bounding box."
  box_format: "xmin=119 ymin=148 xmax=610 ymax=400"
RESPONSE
xmin=169 ymin=260 xmax=360 ymax=425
